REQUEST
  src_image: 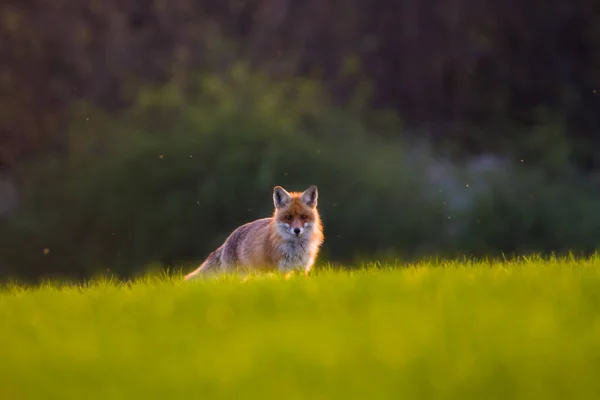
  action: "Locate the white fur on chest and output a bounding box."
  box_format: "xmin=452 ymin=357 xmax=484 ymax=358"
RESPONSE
xmin=276 ymin=239 xmax=317 ymax=272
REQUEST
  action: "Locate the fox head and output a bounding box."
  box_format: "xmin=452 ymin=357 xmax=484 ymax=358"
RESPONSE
xmin=272 ymin=185 xmax=321 ymax=240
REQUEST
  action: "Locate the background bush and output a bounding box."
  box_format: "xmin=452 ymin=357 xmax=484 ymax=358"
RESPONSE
xmin=1 ymin=68 xmax=600 ymax=281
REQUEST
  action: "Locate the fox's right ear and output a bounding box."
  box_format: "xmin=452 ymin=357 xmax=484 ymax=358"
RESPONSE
xmin=273 ymin=186 xmax=292 ymax=209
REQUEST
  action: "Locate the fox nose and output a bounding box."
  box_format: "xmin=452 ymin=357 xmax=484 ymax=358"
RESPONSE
xmin=293 ymin=228 xmax=301 ymax=235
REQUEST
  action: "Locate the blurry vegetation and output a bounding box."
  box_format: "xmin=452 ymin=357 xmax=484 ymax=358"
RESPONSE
xmin=2 ymin=0 xmax=600 ymax=169
xmin=2 ymin=68 xmax=600 ymax=281
xmin=1 ymin=0 xmax=600 ymax=280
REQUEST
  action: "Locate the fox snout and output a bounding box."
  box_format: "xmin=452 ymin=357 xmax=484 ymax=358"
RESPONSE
xmin=282 ymin=222 xmax=307 ymax=238
xmin=291 ymin=226 xmax=305 ymax=237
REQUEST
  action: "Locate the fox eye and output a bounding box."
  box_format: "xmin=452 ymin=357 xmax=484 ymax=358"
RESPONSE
xmin=300 ymin=214 xmax=308 ymax=220
xmin=285 ymin=215 xmax=293 ymax=221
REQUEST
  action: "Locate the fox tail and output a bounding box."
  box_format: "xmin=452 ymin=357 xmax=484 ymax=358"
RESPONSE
xmin=184 ymin=246 xmax=223 ymax=280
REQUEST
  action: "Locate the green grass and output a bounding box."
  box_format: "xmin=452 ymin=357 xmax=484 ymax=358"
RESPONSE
xmin=2 ymin=257 xmax=600 ymax=399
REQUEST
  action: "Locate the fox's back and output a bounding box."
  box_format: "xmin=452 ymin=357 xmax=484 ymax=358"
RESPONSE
xmin=220 ymin=217 xmax=273 ymax=268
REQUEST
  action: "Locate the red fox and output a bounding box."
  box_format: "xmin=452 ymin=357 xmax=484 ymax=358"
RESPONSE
xmin=184 ymin=185 xmax=324 ymax=280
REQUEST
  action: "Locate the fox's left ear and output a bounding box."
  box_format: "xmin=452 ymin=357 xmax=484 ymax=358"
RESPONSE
xmin=300 ymin=185 xmax=318 ymax=208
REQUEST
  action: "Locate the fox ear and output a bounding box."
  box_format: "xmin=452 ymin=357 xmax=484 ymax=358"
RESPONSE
xmin=300 ymin=185 xmax=318 ymax=208
xmin=273 ymin=186 xmax=292 ymax=209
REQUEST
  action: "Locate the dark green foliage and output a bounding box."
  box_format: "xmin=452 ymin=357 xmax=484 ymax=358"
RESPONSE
xmin=1 ymin=72 xmax=600 ymax=281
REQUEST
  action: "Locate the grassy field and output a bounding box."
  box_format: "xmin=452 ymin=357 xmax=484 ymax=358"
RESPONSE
xmin=2 ymin=257 xmax=600 ymax=399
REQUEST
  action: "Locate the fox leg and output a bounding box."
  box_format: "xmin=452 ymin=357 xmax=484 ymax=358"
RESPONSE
xmin=303 ymin=257 xmax=316 ymax=278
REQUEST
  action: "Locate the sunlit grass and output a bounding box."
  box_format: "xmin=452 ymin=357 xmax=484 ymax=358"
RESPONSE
xmin=2 ymin=256 xmax=600 ymax=399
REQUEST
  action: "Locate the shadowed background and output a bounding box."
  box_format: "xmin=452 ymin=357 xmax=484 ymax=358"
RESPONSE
xmin=1 ymin=0 xmax=600 ymax=281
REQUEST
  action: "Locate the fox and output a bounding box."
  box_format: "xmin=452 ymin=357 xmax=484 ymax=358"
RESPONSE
xmin=184 ymin=185 xmax=324 ymax=280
